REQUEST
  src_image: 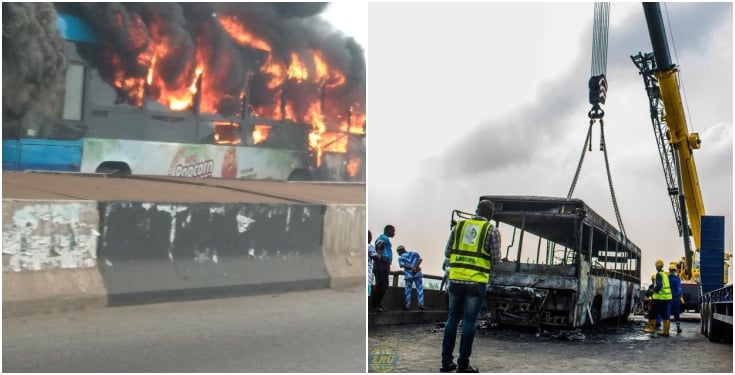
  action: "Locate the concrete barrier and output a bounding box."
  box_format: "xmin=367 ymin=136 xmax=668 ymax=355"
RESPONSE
xmin=321 ymin=204 xmax=366 ymax=288
xmin=97 ymin=202 xmax=331 ymax=305
xmin=3 ymin=199 xmax=365 ymax=314
xmin=2 ymin=200 xmax=107 ymax=317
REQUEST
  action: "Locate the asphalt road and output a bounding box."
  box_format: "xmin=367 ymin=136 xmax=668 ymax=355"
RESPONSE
xmin=368 ymin=313 xmax=732 ymax=373
xmin=3 ymin=286 xmax=366 ymax=373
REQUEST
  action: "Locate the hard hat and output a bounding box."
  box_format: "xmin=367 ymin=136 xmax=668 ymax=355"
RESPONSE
xmin=655 ymin=259 xmax=664 ymax=268
xmin=651 ymin=274 xmax=656 ymax=281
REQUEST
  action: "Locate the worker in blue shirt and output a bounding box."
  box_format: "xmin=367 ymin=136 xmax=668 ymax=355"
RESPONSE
xmin=668 ymin=265 xmax=684 ymax=334
xmin=372 ymin=225 xmax=395 ymax=312
xmin=397 ymin=245 xmax=426 ymax=310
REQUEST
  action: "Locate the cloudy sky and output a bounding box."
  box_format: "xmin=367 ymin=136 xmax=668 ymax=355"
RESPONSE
xmin=367 ymin=2 xmax=733 ymax=285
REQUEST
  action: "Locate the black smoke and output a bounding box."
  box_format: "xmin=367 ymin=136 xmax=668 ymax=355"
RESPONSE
xmin=2 ymin=2 xmax=68 ymax=122
xmin=3 ymin=2 xmax=365 ymax=132
xmin=51 ymin=2 xmax=365 ymax=124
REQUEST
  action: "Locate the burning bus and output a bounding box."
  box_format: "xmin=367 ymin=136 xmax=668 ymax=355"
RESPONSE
xmin=2 ymin=3 xmax=365 ymax=182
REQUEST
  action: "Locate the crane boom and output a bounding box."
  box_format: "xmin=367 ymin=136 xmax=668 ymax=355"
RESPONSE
xmin=638 ymin=2 xmax=706 ymax=280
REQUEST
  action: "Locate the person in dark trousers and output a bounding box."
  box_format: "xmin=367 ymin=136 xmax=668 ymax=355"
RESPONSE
xmin=668 ymin=265 xmax=683 ymax=334
xmin=397 ymin=245 xmax=426 ymax=310
xmin=371 ymin=225 xmax=395 ymax=312
xmin=441 ymin=200 xmax=501 ymax=373
xmin=644 ymin=259 xmax=673 ymax=336
xmin=644 ymin=274 xmax=662 ymax=329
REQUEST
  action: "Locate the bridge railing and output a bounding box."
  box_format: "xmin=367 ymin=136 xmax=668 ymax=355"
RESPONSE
xmin=389 ymin=270 xmax=444 ymax=288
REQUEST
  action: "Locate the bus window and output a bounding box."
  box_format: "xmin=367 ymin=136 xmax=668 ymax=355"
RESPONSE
xmin=213 ymin=121 xmax=242 ymax=145
xmin=62 ymin=64 xmax=85 ymax=121
xmin=252 ymin=124 xmax=271 ymax=145
xmin=87 ymin=69 xmax=138 ymax=109
xmin=145 ymin=97 xmax=193 ymax=114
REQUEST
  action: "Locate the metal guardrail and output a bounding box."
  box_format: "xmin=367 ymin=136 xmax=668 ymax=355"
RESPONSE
xmin=388 ymin=270 xmax=443 ymax=287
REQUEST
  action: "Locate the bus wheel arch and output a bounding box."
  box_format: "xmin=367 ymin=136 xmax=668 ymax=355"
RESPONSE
xmin=287 ymin=168 xmax=312 ymax=181
xmin=96 ymin=161 xmax=132 ymax=176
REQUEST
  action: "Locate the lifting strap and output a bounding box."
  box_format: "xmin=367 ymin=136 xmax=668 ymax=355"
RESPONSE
xmin=567 ymin=2 xmax=627 ymax=239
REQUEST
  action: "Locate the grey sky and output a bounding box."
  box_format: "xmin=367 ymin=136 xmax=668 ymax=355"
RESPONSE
xmin=368 ymin=2 xmax=733 ymax=284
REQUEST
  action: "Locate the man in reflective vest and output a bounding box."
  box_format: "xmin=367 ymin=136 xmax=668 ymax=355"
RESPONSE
xmin=644 ymin=259 xmax=673 ymax=336
xmin=440 ymin=200 xmax=501 ymax=373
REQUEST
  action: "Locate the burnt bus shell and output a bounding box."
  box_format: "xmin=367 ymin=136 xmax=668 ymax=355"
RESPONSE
xmin=480 ymin=196 xmax=642 ymax=328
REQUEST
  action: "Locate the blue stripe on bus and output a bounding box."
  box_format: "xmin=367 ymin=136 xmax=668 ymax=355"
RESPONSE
xmin=14 ymin=163 xmax=81 ymax=172
xmin=2 ymin=139 xmax=82 ymax=172
xmin=56 ymin=14 xmax=97 ymax=43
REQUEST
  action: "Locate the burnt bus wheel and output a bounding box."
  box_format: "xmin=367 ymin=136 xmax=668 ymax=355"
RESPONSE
xmin=96 ymin=162 xmax=131 ymax=176
xmin=288 ymin=169 xmax=312 ymax=181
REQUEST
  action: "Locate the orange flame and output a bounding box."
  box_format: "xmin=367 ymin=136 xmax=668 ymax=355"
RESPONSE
xmin=217 ymin=15 xmax=272 ymax=52
xmin=213 ymin=121 xmax=242 ymax=145
xmin=320 ymin=132 xmax=348 ymax=153
xmin=312 ymin=50 xmax=329 ymax=83
xmin=252 ymin=124 xmax=272 ymax=144
xmin=260 ymin=54 xmax=286 ymax=90
xmin=111 ymin=54 xmax=146 ymax=106
xmin=101 ymin=10 xmax=365 ymax=178
xmin=347 ymin=157 xmax=360 ymax=178
xmin=287 ymin=52 xmax=308 ymax=82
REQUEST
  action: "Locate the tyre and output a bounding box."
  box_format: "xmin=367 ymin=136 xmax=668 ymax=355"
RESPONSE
xmin=707 ymin=303 xmax=725 ymax=343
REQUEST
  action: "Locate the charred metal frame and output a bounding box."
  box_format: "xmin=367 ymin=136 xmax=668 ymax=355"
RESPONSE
xmin=481 ymin=196 xmax=642 ymax=328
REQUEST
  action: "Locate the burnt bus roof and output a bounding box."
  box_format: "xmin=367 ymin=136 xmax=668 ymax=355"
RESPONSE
xmin=479 ymin=195 xmax=641 ymax=258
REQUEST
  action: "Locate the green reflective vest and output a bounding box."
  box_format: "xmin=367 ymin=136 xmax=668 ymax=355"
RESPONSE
xmin=448 ymin=219 xmax=492 ymax=283
xmin=653 ymin=270 xmax=672 ymax=300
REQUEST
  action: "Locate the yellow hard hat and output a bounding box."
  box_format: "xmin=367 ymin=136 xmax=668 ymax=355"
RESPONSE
xmin=655 ymin=259 xmax=664 ymax=268
xmin=651 ymin=273 xmax=656 ymax=281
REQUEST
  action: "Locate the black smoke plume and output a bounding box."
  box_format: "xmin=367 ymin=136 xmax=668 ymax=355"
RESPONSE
xmin=3 ymin=2 xmax=366 ymax=132
xmin=2 ymin=2 xmax=68 ymax=122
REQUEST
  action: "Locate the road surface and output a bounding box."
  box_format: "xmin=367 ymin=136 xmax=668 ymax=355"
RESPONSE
xmin=3 ymin=286 xmax=366 ymax=373
xmin=368 ymin=313 xmax=732 ymax=373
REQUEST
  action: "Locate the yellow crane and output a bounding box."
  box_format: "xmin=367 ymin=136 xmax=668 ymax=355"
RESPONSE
xmin=631 ymin=3 xmax=730 ymax=312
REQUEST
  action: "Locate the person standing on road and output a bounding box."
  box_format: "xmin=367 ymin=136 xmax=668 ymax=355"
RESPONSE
xmin=440 ymin=200 xmax=501 ymax=373
xmin=668 ymin=264 xmax=683 ymax=334
xmin=644 ymin=274 xmax=662 ymax=330
xmin=397 ymin=245 xmax=426 ymax=311
xmin=368 ymin=230 xmax=379 ymax=297
xmin=372 ymin=225 xmax=395 ymax=312
xmin=644 ymin=259 xmax=673 ymax=336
